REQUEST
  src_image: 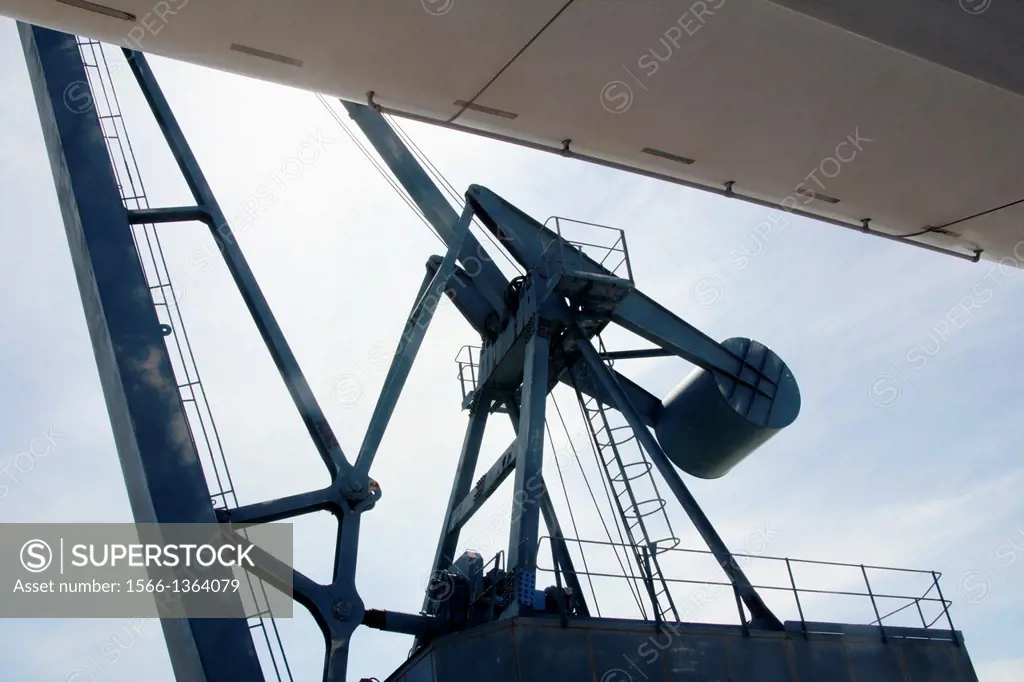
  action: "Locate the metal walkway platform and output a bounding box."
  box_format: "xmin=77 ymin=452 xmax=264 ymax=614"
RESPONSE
xmin=386 ymin=616 xmax=977 ymax=682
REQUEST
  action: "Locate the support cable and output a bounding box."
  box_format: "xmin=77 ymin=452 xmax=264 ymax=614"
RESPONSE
xmin=320 ymin=95 xmax=525 ymax=279
xmin=386 ymin=115 xmax=523 ymax=275
xmin=550 ymin=391 xmax=648 ymax=617
xmin=566 ymin=385 xmax=653 ymax=620
xmin=315 ymin=94 xmax=444 ymax=247
xmin=543 ymin=412 xmax=601 ymax=616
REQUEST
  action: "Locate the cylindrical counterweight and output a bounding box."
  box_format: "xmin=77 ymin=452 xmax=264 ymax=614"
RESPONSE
xmin=654 ymin=337 xmax=800 ymax=479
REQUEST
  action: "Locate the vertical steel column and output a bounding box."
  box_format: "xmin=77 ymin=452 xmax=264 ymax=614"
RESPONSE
xmin=505 ymin=318 xmax=552 ymax=616
xmin=18 ymin=24 xmax=263 ymax=681
xmin=506 ymin=402 xmax=589 ymax=617
xmin=419 ymin=399 xmax=490 ymax=618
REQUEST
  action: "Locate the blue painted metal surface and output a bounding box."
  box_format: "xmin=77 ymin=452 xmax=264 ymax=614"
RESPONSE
xmin=386 ymin=617 xmax=978 ymax=682
xmin=355 ymin=204 xmax=474 ymax=478
xmin=22 ymin=33 xmax=391 ymax=681
xmin=505 ymin=310 xmax=553 ymax=616
xmin=575 ymin=334 xmax=783 ymax=630
xmin=417 ymin=401 xmax=493 ymax=638
xmin=18 ymin=24 xmax=264 ymax=682
xmin=462 ymin=184 xmax=798 ymax=442
xmin=505 ymin=403 xmax=590 ymax=619
xmin=444 ymin=438 xmax=517 ymax=534
xmin=420 ymin=398 xmax=491 ymax=620
xmin=448 ymin=182 xmax=805 ymax=625
xmin=431 ymin=260 xmax=663 ymax=422
xmin=343 ymin=103 xmax=510 ymax=316
xmin=123 ymin=48 xmax=352 ymax=480
xmin=656 ymin=337 xmax=801 ymax=479
xmin=22 ymin=28 xmax=975 ymax=678
xmin=120 ymin=47 xmax=375 ymax=681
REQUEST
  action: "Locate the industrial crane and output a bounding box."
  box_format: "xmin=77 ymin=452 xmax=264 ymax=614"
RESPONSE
xmin=17 ymin=23 xmax=976 ymax=682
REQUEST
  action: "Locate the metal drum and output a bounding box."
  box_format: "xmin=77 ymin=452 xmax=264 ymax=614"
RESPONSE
xmin=654 ymin=337 xmax=800 ymax=478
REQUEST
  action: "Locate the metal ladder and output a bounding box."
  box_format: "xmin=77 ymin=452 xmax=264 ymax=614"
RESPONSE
xmin=572 ymin=338 xmax=681 ymax=623
xmin=75 ymin=38 xmax=293 ymax=681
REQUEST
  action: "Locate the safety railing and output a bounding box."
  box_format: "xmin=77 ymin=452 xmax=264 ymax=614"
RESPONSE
xmin=455 ymin=345 xmax=482 ymax=404
xmin=536 ymin=536 xmax=958 ymax=643
xmin=75 ymin=39 xmax=292 ymax=679
xmin=543 ymin=216 xmax=634 ymax=284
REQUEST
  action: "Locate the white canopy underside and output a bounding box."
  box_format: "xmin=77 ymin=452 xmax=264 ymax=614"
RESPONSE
xmin=5 ymin=0 xmax=1023 ymax=263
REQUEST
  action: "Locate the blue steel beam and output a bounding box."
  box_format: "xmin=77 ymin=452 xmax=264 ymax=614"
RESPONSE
xmin=123 ymin=49 xmax=351 ymax=479
xmin=342 ymin=102 xmax=510 ymax=317
xmin=505 ymin=313 xmax=553 ymax=616
xmin=600 ymin=348 xmax=674 ymax=361
xmin=354 ymin=264 xmax=436 ymax=477
xmin=354 ymin=204 xmax=474 ymax=478
xmin=221 ymin=493 xmax=371 ymax=681
xmin=19 ymin=24 xmax=264 ymax=681
xmin=428 ymin=260 xmax=497 ymax=336
xmin=506 ymin=402 xmax=590 ymax=618
xmin=538 ymin=488 xmax=590 ymax=617
xmin=121 ymin=52 xmax=373 ymax=677
xmin=224 ymin=536 xmax=355 ymax=680
xmin=364 ymin=609 xmax=445 ymax=637
xmin=218 ymin=486 xmax=335 ymax=525
xmin=126 ymin=206 xmax=212 ymax=225
xmin=418 ymin=396 xmax=490 ymax=638
xmin=574 ymin=331 xmax=784 ymax=630
xmin=325 ymin=511 xmax=364 ymax=680
xmin=465 ymin=184 xmax=778 ymax=396
xmin=430 ymin=260 xmax=663 ymax=425
xmin=441 ymin=425 xmax=588 ymax=619
xmin=561 ymin=359 xmax=661 ymax=429
xmin=440 ymin=423 xmax=591 ymax=616
xmin=445 ymin=437 xmax=516 ymax=535
xmin=613 ymin=292 xmax=777 ymax=398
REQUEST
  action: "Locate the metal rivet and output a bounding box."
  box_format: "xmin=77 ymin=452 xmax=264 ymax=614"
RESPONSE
xmin=333 ymin=599 xmax=353 ymax=621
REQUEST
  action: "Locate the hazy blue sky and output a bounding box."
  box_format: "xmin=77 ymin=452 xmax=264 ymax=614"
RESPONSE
xmin=1 ymin=17 xmax=1022 ymax=682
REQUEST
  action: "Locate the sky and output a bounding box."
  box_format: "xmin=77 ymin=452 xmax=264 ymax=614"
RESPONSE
xmin=1 ymin=15 xmax=1023 ymax=682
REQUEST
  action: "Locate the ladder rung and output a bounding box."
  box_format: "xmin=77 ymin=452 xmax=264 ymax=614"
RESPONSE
xmin=604 ymin=453 xmax=624 ymax=466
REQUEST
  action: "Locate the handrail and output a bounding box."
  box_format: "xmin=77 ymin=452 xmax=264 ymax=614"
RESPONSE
xmin=533 ymin=536 xmax=958 ymax=643
xmin=543 ymin=216 xmax=634 ymax=283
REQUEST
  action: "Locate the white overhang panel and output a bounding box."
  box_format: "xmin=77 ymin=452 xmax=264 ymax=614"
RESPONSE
xmin=0 ymin=0 xmax=567 ymax=121
xmin=462 ymin=0 xmax=1024 ymax=261
xmin=3 ymin=0 xmax=1022 ymax=262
